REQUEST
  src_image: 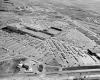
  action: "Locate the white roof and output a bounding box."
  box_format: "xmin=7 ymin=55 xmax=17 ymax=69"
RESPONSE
xmin=8 ymin=23 xmax=24 ymax=29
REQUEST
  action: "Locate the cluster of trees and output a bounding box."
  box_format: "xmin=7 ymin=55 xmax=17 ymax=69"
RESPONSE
xmin=0 ymin=58 xmax=27 ymax=75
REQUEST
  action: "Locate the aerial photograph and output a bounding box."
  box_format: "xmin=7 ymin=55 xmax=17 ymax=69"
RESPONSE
xmin=1 ymin=0 xmax=100 ymax=80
